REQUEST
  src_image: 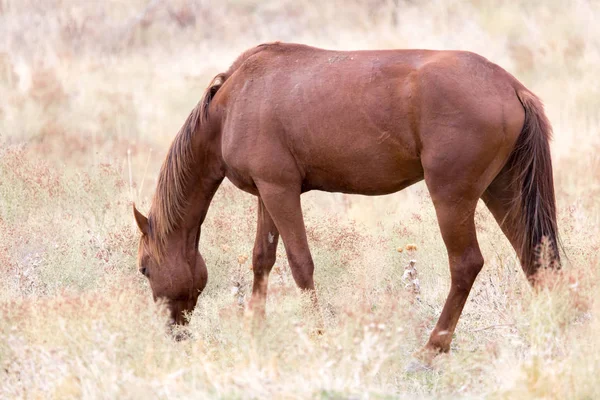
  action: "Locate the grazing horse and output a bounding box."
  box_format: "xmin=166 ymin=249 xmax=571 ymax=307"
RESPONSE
xmin=133 ymin=42 xmax=559 ymax=361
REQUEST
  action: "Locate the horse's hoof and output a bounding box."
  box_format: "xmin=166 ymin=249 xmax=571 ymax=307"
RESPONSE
xmin=405 ymin=358 xmax=432 ymax=373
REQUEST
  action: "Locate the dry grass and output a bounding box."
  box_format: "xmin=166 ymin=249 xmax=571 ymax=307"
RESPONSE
xmin=1 ymin=0 xmax=600 ymax=398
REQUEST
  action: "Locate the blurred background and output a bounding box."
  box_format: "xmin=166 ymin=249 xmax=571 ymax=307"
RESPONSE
xmin=1 ymin=1 xmax=600 ymax=398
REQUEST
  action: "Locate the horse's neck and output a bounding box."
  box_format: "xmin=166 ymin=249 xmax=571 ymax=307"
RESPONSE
xmin=182 ymin=130 xmax=225 ymax=230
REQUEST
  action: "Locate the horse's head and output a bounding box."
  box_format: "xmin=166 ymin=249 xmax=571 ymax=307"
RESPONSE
xmin=133 ymin=205 xmax=208 ymax=326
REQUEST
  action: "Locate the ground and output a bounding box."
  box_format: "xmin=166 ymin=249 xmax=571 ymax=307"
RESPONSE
xmin=1 ymin=0 xmax=599 ymax=398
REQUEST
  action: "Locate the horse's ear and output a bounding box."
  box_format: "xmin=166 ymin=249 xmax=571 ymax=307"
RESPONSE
xmin=133 ymin=204 xmax=149 ymax=235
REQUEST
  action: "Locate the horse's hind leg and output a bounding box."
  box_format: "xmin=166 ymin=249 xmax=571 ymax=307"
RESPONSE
xmin=419 ymin=144 xmax=505 ymax=361
xmin=422 ymin=192 xmax=483 ymax=357
xmin=481 ymin=166 xmax=535 ymax=278
xmin=248 ymin=198 xmax=280 ymax=316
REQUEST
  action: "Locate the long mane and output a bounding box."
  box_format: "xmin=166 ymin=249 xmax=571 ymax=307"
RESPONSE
xmin=146 ymin=43 xmax=275 ymax=257
xmin=147 ymin=73 xmax=224 ymax=257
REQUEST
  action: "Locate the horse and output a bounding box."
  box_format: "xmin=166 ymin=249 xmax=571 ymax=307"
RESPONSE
xmin=133 ymin=42 xmax=559 ymax=363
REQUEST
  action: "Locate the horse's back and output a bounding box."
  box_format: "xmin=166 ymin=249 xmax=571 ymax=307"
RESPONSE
xmin=217 ymin=43 xmax=525 ymax=196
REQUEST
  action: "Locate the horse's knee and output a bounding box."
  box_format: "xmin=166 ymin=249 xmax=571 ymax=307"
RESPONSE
xmin=252 ymin=246 xmax=276 ymax=276
xmin=289 ymin=255 xmax=315 ymax=289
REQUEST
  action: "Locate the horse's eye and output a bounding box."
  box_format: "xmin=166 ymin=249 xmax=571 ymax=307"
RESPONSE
xmin=140 ymin=266 xmax=149 ymax=277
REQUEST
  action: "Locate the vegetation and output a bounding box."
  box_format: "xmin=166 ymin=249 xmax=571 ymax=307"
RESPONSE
xmin=1 ymin=0 xmax=599 ymax=398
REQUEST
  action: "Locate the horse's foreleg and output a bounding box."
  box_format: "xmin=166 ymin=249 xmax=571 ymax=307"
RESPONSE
xmin=248 ymin=198 xmax=280 ymax=316
xmin=255 ymin=181 xmax=323 ymax=330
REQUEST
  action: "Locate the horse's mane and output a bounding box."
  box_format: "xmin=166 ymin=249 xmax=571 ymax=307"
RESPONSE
xmin=147 ymin=43 xmax=275 ymax=257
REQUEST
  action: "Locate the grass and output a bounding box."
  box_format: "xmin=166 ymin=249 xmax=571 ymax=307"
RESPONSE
xmin=1 ymin=0 xmax=600 ymax=398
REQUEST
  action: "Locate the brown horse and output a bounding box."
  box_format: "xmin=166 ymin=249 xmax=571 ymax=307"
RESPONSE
xmin=133 ymin=42 xmax=559 ymax=361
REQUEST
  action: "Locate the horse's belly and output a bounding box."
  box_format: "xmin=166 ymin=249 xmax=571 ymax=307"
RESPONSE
xmin=301 ymin=156 xmax=424 ymax=195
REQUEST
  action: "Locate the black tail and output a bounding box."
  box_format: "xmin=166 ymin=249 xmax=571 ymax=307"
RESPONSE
xmin=508 ymin=89 xmax=560 ymax=276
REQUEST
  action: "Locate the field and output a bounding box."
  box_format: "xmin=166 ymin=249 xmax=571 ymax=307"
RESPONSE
xmin=1 ymin=0 xmax=600 ymax=398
